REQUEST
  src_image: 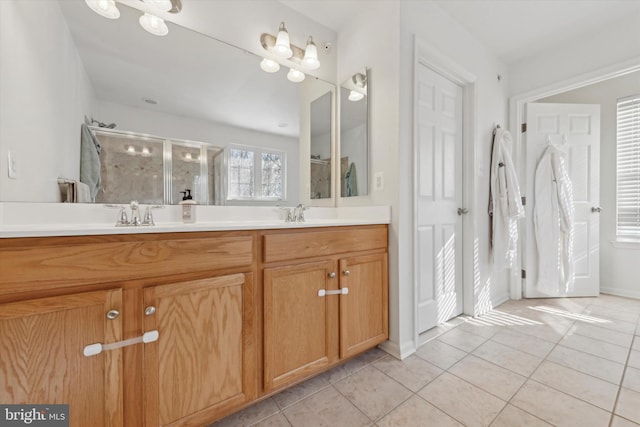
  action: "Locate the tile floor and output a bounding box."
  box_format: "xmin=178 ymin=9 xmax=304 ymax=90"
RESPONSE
xmin=211 ymin=295 xmax=640 ymax=426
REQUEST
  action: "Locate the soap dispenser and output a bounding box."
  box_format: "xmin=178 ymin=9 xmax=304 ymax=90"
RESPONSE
xmin=179 ymin=189 xmax=196 ymax=223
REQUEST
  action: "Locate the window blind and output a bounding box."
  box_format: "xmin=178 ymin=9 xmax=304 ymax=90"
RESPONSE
xmin=617 ymin=94 xmax=640 ymax=238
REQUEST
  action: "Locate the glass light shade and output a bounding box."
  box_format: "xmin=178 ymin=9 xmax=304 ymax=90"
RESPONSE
xmin=287 ymin=68 xmax=305 ymax=83
xmin=85 ymin=0 xmax=120 ymax=19
xmin=143 ymin=0 xmax=173 ymax=12
xmin=274 ymin=22 xmax=293 ymax=58
xmin=139 ymin=13 xmax=169 ymax=36
xmin=260 ymin=58 xmax=280 ymax=73
xmin=348 ymin=90 xmax=365 ymax=102
xmin=301 ymin=37 xmax=320 ymax=70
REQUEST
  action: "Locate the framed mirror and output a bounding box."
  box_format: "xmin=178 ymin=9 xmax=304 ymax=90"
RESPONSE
xmin=339 ymin=68 xmax=369 ymax=198
xmin=0 ymin=0 xmax=335 ymax=206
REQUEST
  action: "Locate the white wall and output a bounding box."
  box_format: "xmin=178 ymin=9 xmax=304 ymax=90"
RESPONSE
xmin=0 ymin=0 xmax=93 ymax=202
xmin=95 ymin=100 xmax=300 ymax=205
xmin=539 ymin=71 xmax=640 ymax=299
xmin=509 ymin=14 xmax=640 ymax=97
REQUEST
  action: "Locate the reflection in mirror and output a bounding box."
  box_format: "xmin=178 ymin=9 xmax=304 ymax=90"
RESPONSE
xmin=340 ymin=68 xmax=369 ymax=197
xmin=310 ymin=92 xmax=332 ymax=199
xmin=0 ymin=0 xmax=334 ymax=206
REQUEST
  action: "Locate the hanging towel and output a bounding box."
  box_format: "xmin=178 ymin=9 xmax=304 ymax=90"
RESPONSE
xmin=489 ymin=128 xmax=524 ymax=271
xmin=534 ymin=137 xmax=575 ymax=294
xmin=80 ymin=123 xmax=101 ymax=202
xmin=345 ymin=162 xmax=358 ymax=197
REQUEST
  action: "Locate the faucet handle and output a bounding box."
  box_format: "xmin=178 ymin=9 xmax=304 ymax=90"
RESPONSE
xmin=129 ymin=200 xmax=141 ymax=226
xmin=278 ymin=206 xmax=294 ymax=223
xmin=105 ymin=204 xmax=130 ymax=226
xmin=142 ymin=205 xmax=164 ymax=226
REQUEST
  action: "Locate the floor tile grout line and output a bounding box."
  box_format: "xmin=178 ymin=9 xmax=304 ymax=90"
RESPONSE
xmin=609 ymin=319 xmax=640 ymax=427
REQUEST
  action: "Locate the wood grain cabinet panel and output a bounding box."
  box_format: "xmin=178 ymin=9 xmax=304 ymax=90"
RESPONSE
xmin=0 ymin=289 xmax=123 ymax=427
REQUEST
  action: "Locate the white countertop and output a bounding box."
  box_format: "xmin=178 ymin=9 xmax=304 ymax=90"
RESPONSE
xmin=0 ymin=203 xmax=390 ymax=238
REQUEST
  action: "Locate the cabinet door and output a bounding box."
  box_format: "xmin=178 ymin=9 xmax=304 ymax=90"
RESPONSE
xmin=0 ymin=289 xmax=123 ymax=427
xmin=143 ymin=273 xmax=255 ymax=427
xmin=263 ymin=260 xmax=338 ymax=391
xmin=339 ymin=253 xmax=389 ymax=359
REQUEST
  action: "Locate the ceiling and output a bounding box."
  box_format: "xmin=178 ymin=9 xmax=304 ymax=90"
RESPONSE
xmin=279 ymin=0 xmax=640 ymax=65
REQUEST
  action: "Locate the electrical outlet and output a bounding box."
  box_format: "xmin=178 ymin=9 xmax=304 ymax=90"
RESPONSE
xmin=374 ymin=172 xmax=383 ymax=191
xmin=7 ymin=150 xmax=17 ymax=179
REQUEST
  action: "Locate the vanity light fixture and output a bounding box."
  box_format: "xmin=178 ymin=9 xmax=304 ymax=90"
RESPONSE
xmin=274 ymin=22 xmax=293 ymax=58
xmin=142 ymin=0 xmax=173 ymax=12
xmin=301 ymin=37 xmax=320 ymax=70
xmin=260 ymin=58 xmax=280 ymax=73
xmin=348 ymin=72 xmax=367 ymax=102
xmin=348 ymin=90 xmax=364 ymax=102
xmin=85 ymin=0 xmax=120 ymax=19
xmin=139 ymin=12 xmax=169 ymax=36
xmin=287 ymin=68 xmax=305 ymax=83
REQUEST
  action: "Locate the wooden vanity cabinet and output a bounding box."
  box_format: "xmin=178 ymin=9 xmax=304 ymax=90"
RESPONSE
xmin=261 ymin=225 xmax=389 ymax=393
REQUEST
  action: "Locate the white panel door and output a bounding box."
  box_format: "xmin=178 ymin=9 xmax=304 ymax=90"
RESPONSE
xmin=416 ymin=63 xmax=464 ymax=333
xmin=524 ymin=103 xmax=600 ymax=297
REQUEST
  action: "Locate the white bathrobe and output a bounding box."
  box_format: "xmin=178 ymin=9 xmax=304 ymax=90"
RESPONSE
xmin=489 ymin=128 xmax=524 ymax=271
xmin=534 ymin=141 xmax=575 ymax=294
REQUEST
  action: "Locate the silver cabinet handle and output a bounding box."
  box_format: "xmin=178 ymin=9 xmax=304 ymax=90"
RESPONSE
xmin=106 ymin=310 xmax=120 ymax=320
xmin=144 ymin=306 xmax=156 ymax=316
xmin=83 ymin=330 xmax=159 ymax=357
xmin=318 ymin=288 xmax=349 ymax=297
xmin=591 ymin=207 xmax=602 ymax=213
xmin=457 ymin=208 xmax=469 ymax=216
xmin=328 ymin=272 xmax=336 ymax=279
xmin=343 ymin=270 xmax=350 ymax=276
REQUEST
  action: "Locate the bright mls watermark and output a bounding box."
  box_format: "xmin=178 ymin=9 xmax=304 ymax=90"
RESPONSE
xmin=0 ymin=405 xmax=69 ymax=426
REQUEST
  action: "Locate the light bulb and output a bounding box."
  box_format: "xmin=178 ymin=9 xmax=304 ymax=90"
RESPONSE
xmin=185 ymin=152 xmax=193 ymax=160
xmin=127 ymin=146 xmax=136 ymax=154
xmin=348 ymin=90 xmax=365 ymax=102
xmin=274 ymin=22 xmax=293 ymax=58
xmin=287 ymin=68 xmax=305 ymax=83
xmin=260 ymin=58 xmax=280 ymax=73
xmin=301 ymin=36 xmax=320 ymax=70
xmin=142 ymin=147 xmax=151 ymax=156
xmin=85 ymin=0 xmax=120 ymax=19
xmin=139 ymin=13 xmax=169 ymax=36
xmin=143 ymin=0 xmax=173 ymax=12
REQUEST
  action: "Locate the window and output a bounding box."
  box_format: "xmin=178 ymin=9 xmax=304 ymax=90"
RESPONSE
xmin=227 ymin=146 xmax=285 ymax=201
xmin=617 ymin=94 xmax=640 ymax=239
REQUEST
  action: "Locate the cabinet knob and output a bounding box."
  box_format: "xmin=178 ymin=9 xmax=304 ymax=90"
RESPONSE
xmin=144 ymin=306 xmax=156 ymax=316
xmin=328 ymin=272 xmax=336 ymax=279
xmin=106 ymin=310 xmax=120 ymax=320
xmin=343 ymin=270 xmax=350 ymax=276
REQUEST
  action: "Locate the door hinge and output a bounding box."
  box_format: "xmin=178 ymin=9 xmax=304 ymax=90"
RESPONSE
xmin=521 ymin=196 xmax=526 ymax=206
xmin=521 ymin=269 xmax=526 ymax=279
xmin=521 ymin=123 xmax=527 ymax=133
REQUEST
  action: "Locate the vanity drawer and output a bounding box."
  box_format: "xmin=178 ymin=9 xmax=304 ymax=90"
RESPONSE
xmin=262 ymin=225 xmax=387 ymax=263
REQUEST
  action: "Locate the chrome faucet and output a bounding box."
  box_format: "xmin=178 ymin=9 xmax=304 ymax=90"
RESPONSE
xmin=107 ymin=201 xmax=162 ymax=226
xmin=129 ymin=201 xmax=141 ymax=226
xmin=293 ymin=204 xmax=308 ymax=222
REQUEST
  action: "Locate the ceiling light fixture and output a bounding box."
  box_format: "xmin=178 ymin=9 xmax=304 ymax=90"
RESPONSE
xmin=84 ymin=0 xmax=120 ymax=19
xmin=259 ymin=22 xmax=322 ymax=83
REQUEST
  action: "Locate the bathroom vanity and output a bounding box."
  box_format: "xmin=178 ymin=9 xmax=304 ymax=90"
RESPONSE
xmin=0 ymin=215 xmax=388 ymax=426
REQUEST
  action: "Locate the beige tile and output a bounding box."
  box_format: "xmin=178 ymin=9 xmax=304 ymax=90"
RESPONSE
xmin=623 ymin=366 xmax=640 ymax=393
xmin=354 ymin=347 xmax=388 ymax=365
xmin=547 ymin=345 xmax=625 ymax=384
xmin=612 ymin=415 xmax=640 ymax=427
xmin=437 ymin=328 xmax=488 ymax=352
xmin=212 ymin=398 xmax=280 ymax=427
xmin=490 ymin=329 xmax=555 ymax=358
xmin=506 ymin=323 xmax=567 ymax=343
xmin=472 ymin=340 xmax=542 ymax=376
xmin=254 ymin=413 xmax=292 ymax=427
xmin=629 ymin=350 xmax=640 ymax=370
xmin=372 ymin=354 xmax=443 ymax=392
xmin=590 ymin=318 xmax=638 ymax=335
xmin=633 ymin=337 xmax=640 ymax=351
xmin=282 ymin=386 xmax=369 ymax=427
xmin=323 ymin=357 xmax=369 ymax=384
xmin=531 ymin=361 xmax=619 ymax=411
xmin=415 ymin=339 xmax=467 ymax=370
xmin=376 ymin=395 xmax=463 ymax=427
xmin=449 ymin=355 xmax=526 ymax=401
xmin=273 ymin=374 xmax=330 ymax=409
xmin=561 ymin=333 xmax=629 ymax=363
xmin=334 ymin=365 xmax=412 ymax=421
xmin=569 ymin=322 xmax=634 ymax=348
xmin=490 ymin=404 xmax=553 ymax=427
xmin=511 ymin=381 xmax=610 ymax=427
xmin=456 ymin=321 xmax=502 ymax=339
xmin=616 ymin=387 xmax=640 ymax=424
xmin=584 ymin=306 xmax=639 ymax=324
xmin=417 ymin=372 xmax=506 ymax=427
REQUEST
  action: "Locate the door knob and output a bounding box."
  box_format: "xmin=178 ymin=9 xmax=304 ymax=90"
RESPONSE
xmin=591 ymin=207 xmax=602 ymax=213
xmin=457 ymin=208 xmax=469 ymax=216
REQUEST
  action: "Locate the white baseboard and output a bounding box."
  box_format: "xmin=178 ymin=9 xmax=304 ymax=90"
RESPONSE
xmin=600 ymin=287 xmax=640 ymax=300
xmin=379 ymin=339 xmax=416 ymax=360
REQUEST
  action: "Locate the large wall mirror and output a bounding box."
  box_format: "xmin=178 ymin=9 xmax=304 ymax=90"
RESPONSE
xmin=339 ymin=68 xmax=369 ymax=197
xmin=0 ymin=0 xmax=334 ymax=206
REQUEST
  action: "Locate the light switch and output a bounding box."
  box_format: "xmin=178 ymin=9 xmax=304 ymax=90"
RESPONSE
xmin=7 ymin=150 xmax=17 ymax=179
